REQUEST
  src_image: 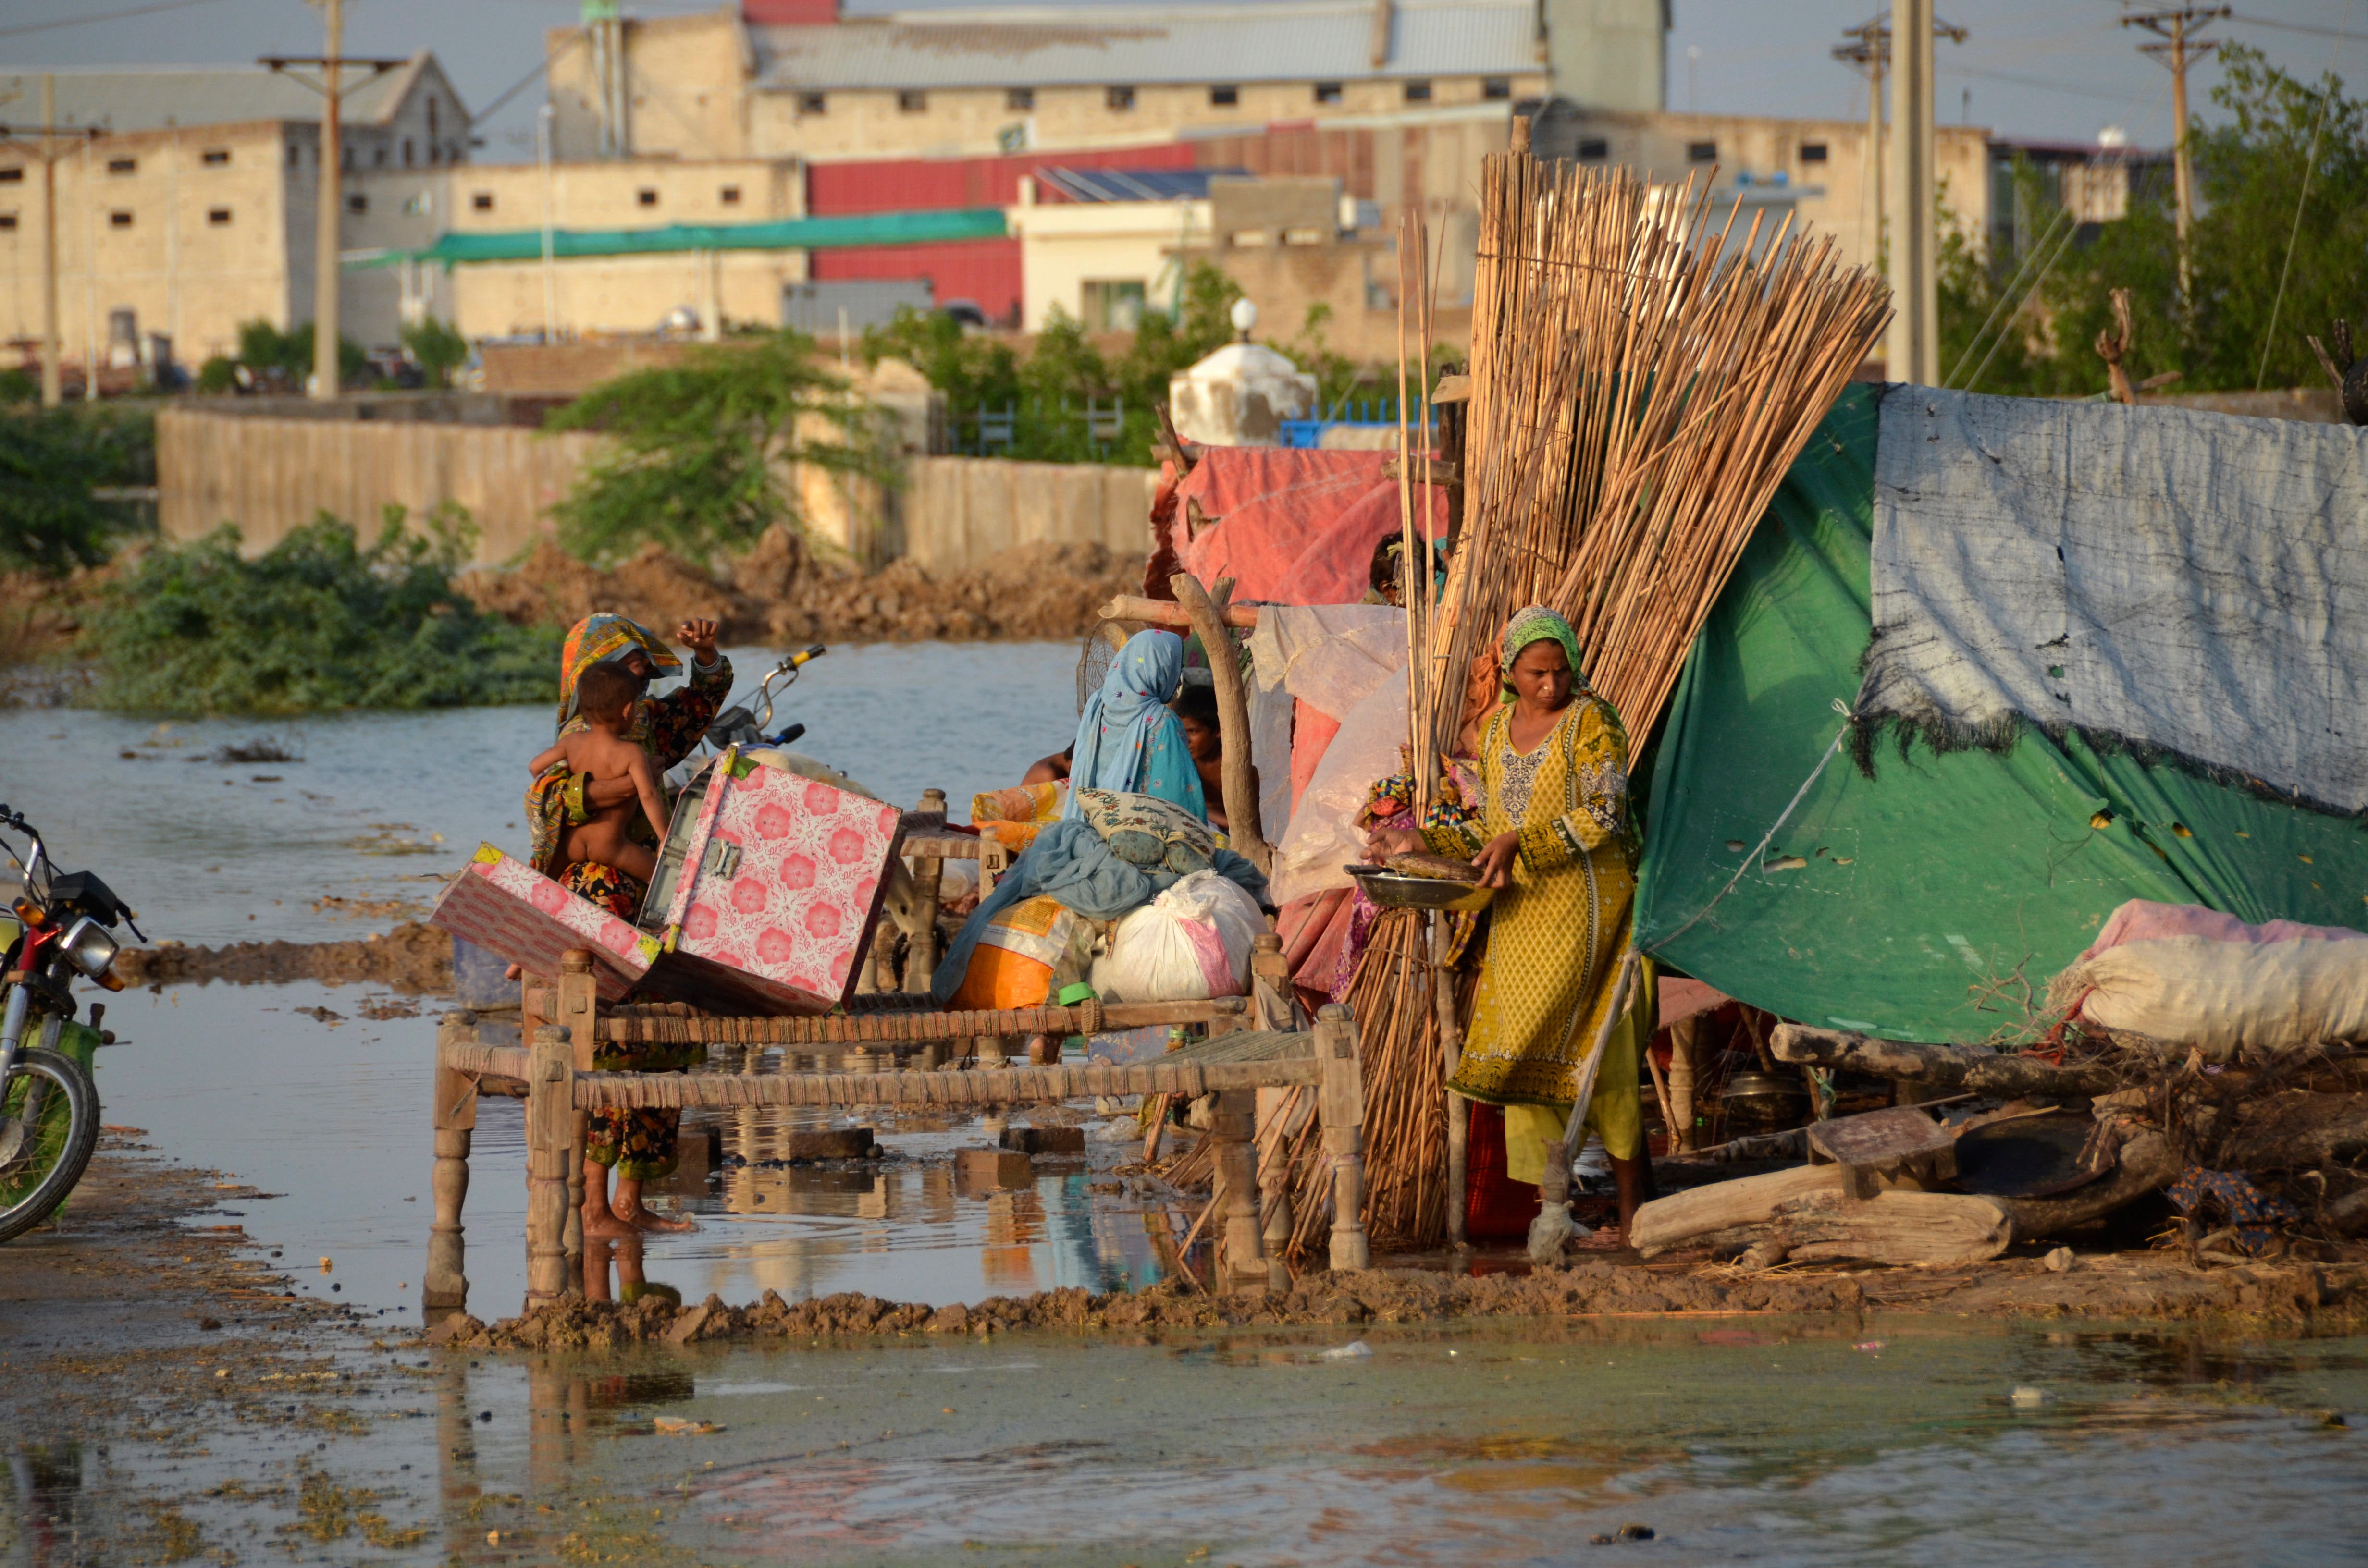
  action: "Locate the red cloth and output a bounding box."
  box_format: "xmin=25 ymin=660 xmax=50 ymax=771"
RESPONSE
xmin=1170 ymin=448 xmax=1445 ymax=607
xmin=1289 ymin=698 xmax=1341 ymax=813
xmin=1464 ymin=1103 xmax=1542 ymax=1241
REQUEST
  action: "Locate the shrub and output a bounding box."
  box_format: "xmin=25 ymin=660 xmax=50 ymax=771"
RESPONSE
xmin=78 ymin=506 xmax=557 ymax=713
xmin=401 ymin=316 xmax=470 ymax=389
xmin=0 ymin=405 xmax=155 ymax=574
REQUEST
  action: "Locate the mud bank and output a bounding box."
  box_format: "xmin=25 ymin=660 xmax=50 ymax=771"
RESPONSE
xmin=431 ymin=1252 xmax=2368 ymax=1353
xmin=116 ymin=919 xmax=453 ymax=991
xmin=459 ymin=534 xmax=1145 ymax=645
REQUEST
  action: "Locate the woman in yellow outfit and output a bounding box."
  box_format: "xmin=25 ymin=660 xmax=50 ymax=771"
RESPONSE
xmin=1367 ymin=605 xmax=1655 ymax=1237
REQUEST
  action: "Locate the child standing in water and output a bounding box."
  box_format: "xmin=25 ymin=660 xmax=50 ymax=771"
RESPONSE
xmin=527 ymin=663 xmax=672 ymax=885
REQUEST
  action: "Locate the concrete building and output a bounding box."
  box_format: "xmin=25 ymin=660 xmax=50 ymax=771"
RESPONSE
xmin=0 ymin=58 xmax=464 ymax=369
xmin=543 ymin=0 xmax=1676 ymax=164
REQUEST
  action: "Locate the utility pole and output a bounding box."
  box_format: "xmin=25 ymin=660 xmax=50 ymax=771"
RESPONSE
xmin=261 ymin=6 xmax=401 ymax=401
xmin=1848 ymin=4 xmax=1965 ymax=384
xmin=3 ymin=75 xmax=107 ymax=407
xmin=1832 ymin=17 xmax=1889 ymax=274
xmin=2122 ymin=6 xmax=2228 ymax=306
xmin=538 ymin=103 xmax=558 ymax=343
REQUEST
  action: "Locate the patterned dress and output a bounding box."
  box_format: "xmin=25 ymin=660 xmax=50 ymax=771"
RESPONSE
xmin=525 ymin=654 xmax=733 ymax=1180
xmin=1421 ymin=695 xmax=1647 ymax=1164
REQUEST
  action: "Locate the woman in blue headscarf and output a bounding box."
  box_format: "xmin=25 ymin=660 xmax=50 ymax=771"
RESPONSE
xmin=1063 ymin=629 xmax=1207 ymax=820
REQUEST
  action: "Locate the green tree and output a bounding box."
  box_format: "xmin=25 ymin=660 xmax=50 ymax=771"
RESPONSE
xmin=79 ymin=506 xmax=556 ymax=712
xmin=0 ymin=406 xmax=155 ymax=574
xmin=400 ymin=316 xmax=471 ymax=389
xmin=234 ymin=318 xmax=368 ymax=390
xmin=545 ymin=330 xmax=890 ymax=565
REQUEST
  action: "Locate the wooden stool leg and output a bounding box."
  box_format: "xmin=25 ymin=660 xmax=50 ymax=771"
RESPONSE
xmin=907 ymin=789 xmax=946 ymax=992
xmin=558 ymin=950 xmax=599 ymax=1292
xmin=1211 ymin=1088 xmax=1264 ymax=1287
xmin=1316 ymin=1003 xmax=1369 ymax=1271
xmin=524 ymin=1025 xmax=573 ymax=1305
xmin=424 ymin=1019 xmax=477 ymax=1312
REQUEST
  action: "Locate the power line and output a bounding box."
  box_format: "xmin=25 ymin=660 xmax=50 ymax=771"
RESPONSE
xmin=0 ymin=0 xmax=236 ymax=41
xmin=2226 ymin=11 xmax=2368 ymax=44
xmin=2254 ymin=23 xmax=2347 ymax=390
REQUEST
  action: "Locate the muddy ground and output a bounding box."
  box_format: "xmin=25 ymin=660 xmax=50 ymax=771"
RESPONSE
xmin=113 ymin=921 xmax=455 ymax=992
xmin=0 ymin=1137 xmax=442 ymax=1564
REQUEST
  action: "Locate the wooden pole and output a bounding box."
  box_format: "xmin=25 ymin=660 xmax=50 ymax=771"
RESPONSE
xmin=1666 ymin=1017 xmax=1699 ymax=1154
xmin=908 ymin=788 xmax=946 ymax=991
xmin=424 ymin=1018 xmax=477 ymax=1311
xmin=1169 ymin=572 xmax=1270 ymax=874
xmin=1315 ymin=1003 xmax=1370 ymax=1271
xmin=1432 ymin=914 xmax=1468 ymax=1246
xmin=556 ymin=949 xmax=598 ymax=1286
xmin=523 ymin=1025 xmax=573 ymax=1305
xmin=37 ymin=74 xmax=60 ymax=409
xmin=311 ymin=0 xmax=344 ymax=401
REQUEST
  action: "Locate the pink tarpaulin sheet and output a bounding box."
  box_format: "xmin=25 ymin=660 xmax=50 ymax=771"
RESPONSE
xmin=2078 ymin=899 xmax=2367 ymax=962
xmin=1170 ymin=448 xmax=1445 ymax=607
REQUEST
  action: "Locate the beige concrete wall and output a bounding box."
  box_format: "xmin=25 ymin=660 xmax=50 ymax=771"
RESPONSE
xmin=899 ymin=456 xmax=1157 ymax=573
xmin=0 ymin=120 xmax=299 ymax=370
xmin=157 ymin=404 xmax=605 ymax=562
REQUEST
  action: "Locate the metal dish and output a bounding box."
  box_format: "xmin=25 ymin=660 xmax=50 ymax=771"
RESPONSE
xmin=1344 ymin=863 xmax=1496 ymax=914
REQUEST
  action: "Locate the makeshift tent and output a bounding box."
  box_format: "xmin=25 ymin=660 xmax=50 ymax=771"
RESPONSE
xmin=1167 ymin=448 xmax=1444 ymax=607
xmin=1635 ymin=384 xmax=2368 ymax=1046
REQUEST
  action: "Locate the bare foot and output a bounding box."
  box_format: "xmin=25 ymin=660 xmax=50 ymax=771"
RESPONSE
xmin=622 ymin=1202 xmax=697 ymax=1234
xmin=582 ymin=1208 xmax=641 ymax=1240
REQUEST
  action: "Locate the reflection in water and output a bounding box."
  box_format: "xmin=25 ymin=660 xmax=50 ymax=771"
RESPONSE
xmin=417 ymin=1321 xmax=2368 ymax=1568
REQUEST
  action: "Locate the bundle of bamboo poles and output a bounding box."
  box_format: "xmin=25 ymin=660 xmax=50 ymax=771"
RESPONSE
xmin=1421 ymin=152 xmax=1892 ymax=756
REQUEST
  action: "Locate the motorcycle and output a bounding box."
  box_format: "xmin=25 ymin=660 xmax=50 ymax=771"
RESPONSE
xmin=0 ymin=805 xmax=138 ymax=1244
xmin=702 ymin=642 xmax=826 ymax=752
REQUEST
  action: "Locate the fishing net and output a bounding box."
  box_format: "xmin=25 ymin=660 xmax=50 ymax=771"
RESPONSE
xmin=1076 ymin=625 xmax=1117 ymax=715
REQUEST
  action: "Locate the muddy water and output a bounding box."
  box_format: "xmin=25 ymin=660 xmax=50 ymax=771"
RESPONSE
xmin=0 ymin=640 xmax=1081 ymax=946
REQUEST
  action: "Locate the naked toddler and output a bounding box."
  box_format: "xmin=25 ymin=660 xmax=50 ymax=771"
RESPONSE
xmin=527 ymin=662 xmax=672 ymax=885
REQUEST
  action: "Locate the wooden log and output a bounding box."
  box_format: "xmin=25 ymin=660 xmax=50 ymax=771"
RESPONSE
xmin=423 ymin=1016 xmax=478 ymax=1311
xmin=1771 ymin=1024 xmax=2121 ymax=1099
xmin=1667 ymin=1017 xmax=1699 ymax=1155
xmin=2213 ymin=1091 xmax=2368 ymax=1172
xmin=1098 ymin=594 xmax=1260 ymax=631
xmin=1170 ymin=572 xmax=1271 ymax=876
xmin=1630 ymin=1163 xmax=1843 ymax=1258
xmin=1211 ymin=1087 xmax=1265 ymax=1286
xmin=1315 ymin=1003 xmax=1370 ymax=1271
xmin=524 ymin=1026 xmax=573 ymax=1304
xmin=1756 ymin=1189 xmax=2014 ymax=1266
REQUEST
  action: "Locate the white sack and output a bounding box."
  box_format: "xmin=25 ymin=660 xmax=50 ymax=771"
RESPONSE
xmin=1090 ymin=869 xmax=1263 ymax=1003
xmin=1267 ymin=665 xmax=1409 ymax=907
xmin=2073 ymin=934 xmax=2368 ymax=1059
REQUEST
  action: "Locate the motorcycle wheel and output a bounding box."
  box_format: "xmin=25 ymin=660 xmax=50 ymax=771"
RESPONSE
xmin=0 ymin=1048 xmax=100 ymax=1245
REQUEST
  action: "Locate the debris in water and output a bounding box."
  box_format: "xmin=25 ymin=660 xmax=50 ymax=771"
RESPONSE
xmin=654 ymin=1416 xmax=722 ymax=1436
xmin=1319 ymin=1341 xmax=1372 ymax=1361
xmin=1853 ymin=1341 xmax=1884 ymax=1354
xmin=215 ymin=738 xmax=300 ymax=764
xmin=2009 ymin=1386 xmax=2052 ymax=1408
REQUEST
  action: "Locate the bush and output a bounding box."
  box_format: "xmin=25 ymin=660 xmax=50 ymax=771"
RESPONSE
xmin=78 ymin=506 xmax=558 ymax=713
xmin=232 ymin=318 xmax=368 ymax=392
xmin=0 ymin=405 xmax=155 ymax=574
xmin=545 ymin=329 xmax=891 ymax=566
xmin=401 ymin=316 xmax=470 ymax=390
xmin=0 ymin=368 xmax=35 ymax=406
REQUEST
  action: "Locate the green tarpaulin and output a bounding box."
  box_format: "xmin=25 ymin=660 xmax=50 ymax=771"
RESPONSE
xmin=1633 ymin=383 xmax=2367 ymax=1045
xmin=347 ymin=207 xmax=1008 ymax=268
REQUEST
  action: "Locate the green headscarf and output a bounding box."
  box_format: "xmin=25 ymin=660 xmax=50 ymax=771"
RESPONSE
xmin=1499 ymin=605 xmax=1582 ymax=698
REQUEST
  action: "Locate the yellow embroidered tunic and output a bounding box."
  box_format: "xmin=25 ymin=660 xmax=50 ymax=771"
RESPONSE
xmin=1422 ymin=695 xmax=1648 ymax=1164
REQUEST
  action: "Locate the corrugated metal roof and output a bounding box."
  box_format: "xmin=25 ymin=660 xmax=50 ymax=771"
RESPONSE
xmin=1037 ymin=164 xmax=1246 ymax=200
xmin=752 ymin=0 xmax=1539 ymax=90
xmin=350 ymin=207 xmax=1009 ymax=267
xmin=0 ymin=57 xmax=441 ymax=136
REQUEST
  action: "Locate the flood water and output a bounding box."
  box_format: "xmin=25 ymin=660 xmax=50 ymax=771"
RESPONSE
xmin=7 ymin=641 xmax=2368 ymax=1564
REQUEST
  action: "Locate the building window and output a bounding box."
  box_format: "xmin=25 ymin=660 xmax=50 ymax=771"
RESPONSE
xmin=374 ymin=145 xmax=388 ymax=167
xmin=0 ymin=168 xmax=21 ymax=184
xmin=0 ymin=213 xmax=16 ymax=230
xmin=1314 ymin=81 xmax=1344 ymax=104
xmin=1482 ymin=76 xmax=1512 ymax=100
xmin=1800 ymin=141 xmax=1829 ymax=163
xmin=402 ymin=138 xmax=415 ymax=167
xmin=1403 ymin=79 xmax=1432 ymax=103
xmin=471 ymin=191 xmax=494 ymax=210
xmin=1578 ymin=137 xmax=1609 ymax=161
xmin=719 ymin=184 xmax=741 ymax=205
xmin=208 ymin=207 xmax=232 ymax=225
xmin=1081 ymin=279 xmax=1147 ymax=333
xmin=107 ymin=156 xmax=137 ymax=175
xmin=898 ymin=89 xmax=927 ymax=113
xmin=1687 ymin=140 xmax=1716 ymax=162
xmin=287 ymin=143 xmax=301 ymax=168
xmin=108 ymin=210 xmax=133 ymax=228
xmin=1107 ymin=85 xmax=1135 ymax=110
xmin=1209 ymin=84 xmax=1238 ymax=107
xmin=427 ymin=97 xmax=440 ymax=137
xmin=201 ymin=147 xmax=230 ymax=166
xmin=346 ymin=194 xmax=367 ymax=214
xmin=638 ymin=188 xmax=658 ymax=206
xmin=798 ymin=90 xmax=826 ymax=114
xmin=1007 ymin=87 xmax=1034 ymax=110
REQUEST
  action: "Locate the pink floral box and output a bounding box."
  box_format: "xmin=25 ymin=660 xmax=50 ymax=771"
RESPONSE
xmin=428 ymin=844 xmax=660 ymax=1003
xmin=646 ymin=752 xmax=906 ymax=1017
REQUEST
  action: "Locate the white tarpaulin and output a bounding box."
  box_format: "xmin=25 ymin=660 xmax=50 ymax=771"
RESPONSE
xmin=1860 ymin=386 xmax=2368 ymax=813
xmin=1248 ymin=603 xmax=1409 ymax=856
